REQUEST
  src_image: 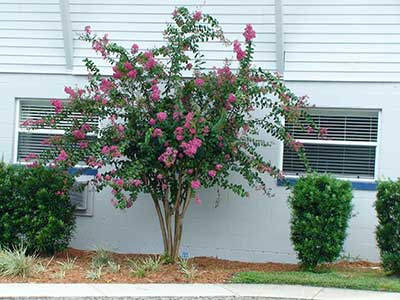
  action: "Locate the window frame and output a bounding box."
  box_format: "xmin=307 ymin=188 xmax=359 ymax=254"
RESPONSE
xmin=279 ymin=106 xmax=381 ymax=183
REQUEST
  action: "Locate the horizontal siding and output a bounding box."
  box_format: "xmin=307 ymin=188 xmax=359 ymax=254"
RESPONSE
xmin=70 ymin=0 xmax=277 ymax=74
xmin=283 ymin=0 xmax=400 ymax=81
xmin=0 ymin=0 xmax=66 ymax=73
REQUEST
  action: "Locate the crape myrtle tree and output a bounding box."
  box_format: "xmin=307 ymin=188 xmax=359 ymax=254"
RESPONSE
xmin=24 ymin=7 xmax=317 ymax=261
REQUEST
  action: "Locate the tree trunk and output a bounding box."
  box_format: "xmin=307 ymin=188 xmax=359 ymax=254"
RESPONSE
xmin=151 ymin=183 xmax=192 ymax=263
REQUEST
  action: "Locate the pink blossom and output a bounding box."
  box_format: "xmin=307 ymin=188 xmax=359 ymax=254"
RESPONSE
xmin=124 ymin=61 xmax=133 ymax=71
xmin=243 ymin=24 xmax=256 ymax=42
xmin=55 ymin=150 xmax=68 ymax=162
xmin=127 ymin=69 xmax=137 ymax=79
xmin=215 ymin=164 xmax=223 ymax=171
xmin=173 ymin=111 xmax=182 ymax=121
xmin=158 ymin=147 xmax=178 ymax=168
xmin=149 ymin=118 xmax=156 ymax=126
xmin=79 ymin=142 xmax=89 ymax=149
xmin=176 ymin=135 xmax=184 ymax=141
xmin=81 ymin=123 xmax=92 ymax=132
xmin=202 ymin=126 xmax=210 ymax=135
xmin=307 ymin=126 xmax=315 ymax=134
xmin=193 ymin=11 xmax=202 ymax=21
xmin=174 ymin=126 xmax=184 ymax=136
xmin=64 ymin=86 xmax=76 ymax=98
xmin=152 ymin=128 xmax=163 ymax=138
xmin=56 ymin=191 xmax=65 ymax=196
xmin=112 ymin=66 xmax=123 ymax=79
xmin=105 ymin=175 xmax=111 ymax=181
xmin=84 ymin=25 xmax=91 ymax=34
xmin=114 ymin=178 xmax=124 ymax=186
xmin=191 ymin=180 xmax=201 ymax=190
xmin=151 ymin=83 xmax=161 ymax=101
xmin=157 ymin=174 xmax=164 ymax=180
xmin=131 ymin=43 xmax=139 ymax=54
xmin=50 ymin=99 xmax=63 ymax=114
xmin=208 ymin=170 xmax=217 ymax=177
xmin=184 ymin=112 xmax=194 ymax=129
xmin=101 ymin=146 xmax=110 ymax=154
xmin=187 ymin=169 xmax=194 ymax=175
xmin=24 ymin=153 xmax=38 ymax=161
xmin=181 ymin=137 xmax=202 ymax=157
xmin=131 ymin=179 xmax=142 ymax=187
xmin=228 ymin=93 xmax=236 ymax=103
xmin=194 ymin=78 xmax=204 ymax=87
xmin=72 ymin=130 xmax=85 ymax=139
xmin=186 ymin=63 xmax=193 ymax=70
xmin=319 ymin=127 xmax=328 ymax=138
xmin=100 ymin=78 xmax=113 ymax=93
xmin=194 ymin=193 xmax=202 ymax=205
xmin=233 ymin=40 xmax=246 ymax=61
xmin=157 ymin=112 xmax=167 ymax=122
xmin=144 ymin=51 xmax=157 ymax=70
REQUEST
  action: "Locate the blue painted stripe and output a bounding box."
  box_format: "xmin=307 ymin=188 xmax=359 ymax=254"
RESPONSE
xmin=277 ymin=178 xmax=377 ymax=191
xmin=68 ymin=167 xmax=98 ymax=176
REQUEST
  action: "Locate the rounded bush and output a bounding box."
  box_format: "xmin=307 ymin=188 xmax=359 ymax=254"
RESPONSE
xmin=0 ymin=163 xmax=75 ymax=254
xmin=375 ymin=178 xmax=400 ymax=274
xmin=289 ymin=173 xmax=353 ymax=270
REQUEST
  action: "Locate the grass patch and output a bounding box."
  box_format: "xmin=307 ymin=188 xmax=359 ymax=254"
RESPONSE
xmin=232 ymin=271 xmax=400 ymax=293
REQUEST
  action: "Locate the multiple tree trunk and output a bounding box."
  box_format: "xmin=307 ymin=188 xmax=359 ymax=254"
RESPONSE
xmin=150 ymin=175 xmax=192 ymax=262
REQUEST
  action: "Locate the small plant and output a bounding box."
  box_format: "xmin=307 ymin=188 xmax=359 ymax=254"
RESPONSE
xmin=128 ymin=256 xmax=161 ymax=278
xmin=375 ymin=178 xmax=400 ymax=274
xmin=57 ymin=257 xmax=76 ymax=272
xmin=0 ymin=245 xmax=36 ymax=278
xmin=178 ymin=257 xmax=198 ymax=280
xmin=86 ymin=266 xmax=103 ymax=280
xmin=107 ymin=261 xmax=120 ymax=273
xmin=52 ymin=270 xmax=66 ymax=279
xmin=289 ymin=173 xmax=353 ymax=271
xmin=34 ymin=256 xmax=54 ymax=274
xmin=91 ymin=248 xmax=113 ymax=268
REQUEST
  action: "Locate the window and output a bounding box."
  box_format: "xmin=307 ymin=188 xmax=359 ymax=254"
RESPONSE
xmin=14 ymin=98 xmax=98 ymax=162
xmin=282 ymin=108 xmax=379 ymax=180
xmin=14 ymin=98 xmax=97 ymax=216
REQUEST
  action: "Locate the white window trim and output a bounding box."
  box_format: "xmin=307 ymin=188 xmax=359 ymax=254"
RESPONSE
xmin=279 ymin=107 xmax=381 ymax=183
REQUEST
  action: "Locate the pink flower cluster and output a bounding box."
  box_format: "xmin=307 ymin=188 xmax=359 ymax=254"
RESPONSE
xmin=157 ymin=112 xmax=167 ymax=121
xmin=50 ymin=99 xmax=63 ymax=114
xmin=158 ymin=147 xmax=178 ymax=168
xmin=92 ymin=33 xmax=109 ymax=58
xmin=100 ymin=78 xmax=113 ymax=93
xmin=131 ymin=43 xmax=139 ymax=54
xmin=243 ymin=24 xmax=256 ymax=42
xmin=101 ymin=145 xmax=122 ymax=158
xmin=152 ymin=128 xmax=163 ymax=138
xmin=181 ymin=137 xmax=202 ymax=157
xmin=193 ymin=11 xmax=202 ymax=21
xmin=55 ymin=150 xmax=68 ymax=162
xmin=233 ymin=40 xmax=246 ymax=61
xmin=144 ymin=51 xmax=157 ymax=70
xmin=151 ymin=82 xmax=161 ymax=101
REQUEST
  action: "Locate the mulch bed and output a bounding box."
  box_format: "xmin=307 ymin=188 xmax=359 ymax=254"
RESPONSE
xmin=0 ymin=248 xmax=380 ymax=283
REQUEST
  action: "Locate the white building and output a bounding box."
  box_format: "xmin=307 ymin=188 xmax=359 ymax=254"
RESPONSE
xmin=1 ymin=0 xmax=399 ymax=263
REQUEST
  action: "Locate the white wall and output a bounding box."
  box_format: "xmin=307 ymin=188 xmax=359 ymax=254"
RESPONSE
xmin=1 ymin=73 xmax=399 ymax=262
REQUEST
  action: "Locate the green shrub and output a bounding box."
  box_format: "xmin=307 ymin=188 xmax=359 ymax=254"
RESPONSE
xmin=375 ymin=178 xmax=400 ymax=274
xmin=0 ymin=163 xmax=75 ymax=254
xmin=289 ymin=173 xmax=353 ymax=270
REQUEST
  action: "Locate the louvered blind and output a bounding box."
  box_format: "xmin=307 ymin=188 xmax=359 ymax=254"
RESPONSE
xmin=17 ymin=132 xmax=60 ymax=161
xmin=19 ymin=99 xmax=98 ymax=131
xmin=283 ymin=108 xmax=379 ymax=179
xmin=17 ymin=99 xmax=98 ymax=162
